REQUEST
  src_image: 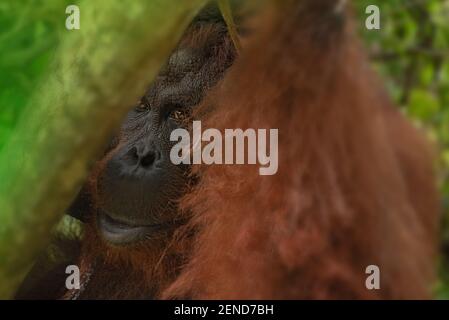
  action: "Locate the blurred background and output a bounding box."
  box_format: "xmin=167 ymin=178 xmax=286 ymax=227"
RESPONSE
xmin=0 ymin=0 xmax=448 ymax=297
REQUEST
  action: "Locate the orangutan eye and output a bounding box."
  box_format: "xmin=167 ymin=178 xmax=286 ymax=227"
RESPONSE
xmin=135 ymin=98 xmax=151 ymax=112
xmin=168 ymin=109 xmax=190 ymax=123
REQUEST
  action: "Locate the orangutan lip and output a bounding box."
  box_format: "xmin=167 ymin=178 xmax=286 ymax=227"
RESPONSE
xmin=97 ymin=210 xmax=165 ymax=245
xmin=101 ymin=212 xmax=141 ymax=229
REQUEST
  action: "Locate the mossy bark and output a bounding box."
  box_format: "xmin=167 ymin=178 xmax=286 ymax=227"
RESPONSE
xmin=0 ymin=0 xmax=207 ymax=299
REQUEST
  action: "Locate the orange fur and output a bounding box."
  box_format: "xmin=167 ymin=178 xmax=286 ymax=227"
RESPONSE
xmin=162 ymin=1 xmax=440 ymax=299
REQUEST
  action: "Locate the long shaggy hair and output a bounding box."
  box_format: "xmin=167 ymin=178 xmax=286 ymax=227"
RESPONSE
xmin=161 ymin=0 xmax=440 ymax=299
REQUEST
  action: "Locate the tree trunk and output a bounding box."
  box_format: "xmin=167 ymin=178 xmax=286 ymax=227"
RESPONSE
xmin=0 ymin=0 xmax=207 ymax=299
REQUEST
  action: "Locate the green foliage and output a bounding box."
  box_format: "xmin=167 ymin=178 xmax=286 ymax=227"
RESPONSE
xmin=0 ymin=0 xmax=78 ymax=150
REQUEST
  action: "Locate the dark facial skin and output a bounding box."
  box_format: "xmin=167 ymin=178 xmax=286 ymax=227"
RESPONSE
xmin=68 ymin=9 xmax=235 ymax=246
